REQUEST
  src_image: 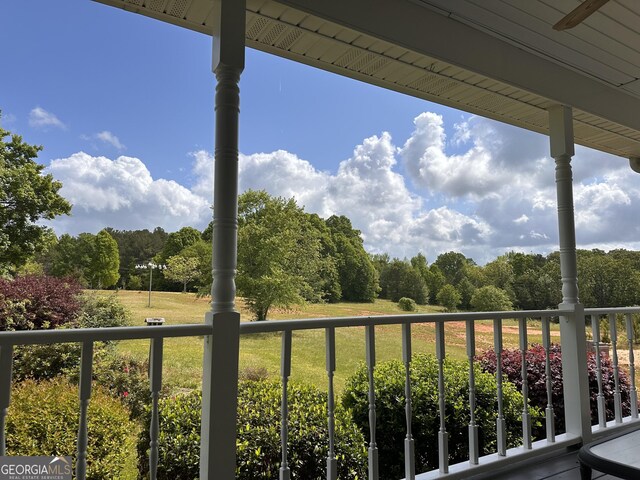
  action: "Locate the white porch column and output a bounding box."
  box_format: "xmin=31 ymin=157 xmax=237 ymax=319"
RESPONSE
xmin=548 ymin=105 xmax=591 ymax=442
xmin=200 ymin=0 xmax=245 ymax=478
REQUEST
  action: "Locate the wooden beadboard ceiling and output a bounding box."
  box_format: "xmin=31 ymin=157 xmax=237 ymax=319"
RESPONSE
xmin=94 ymin=0 xmax=640 ymax=159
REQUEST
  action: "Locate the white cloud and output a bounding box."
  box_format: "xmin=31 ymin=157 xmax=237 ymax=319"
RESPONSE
xmin=188 ymin=131 xmax=490 ymax=261
xmin=46 ymin=152 xmax=210 ymax=234
xmin=45 ymin=111 xmax=640 ymax=265
xmin=29 ymin=107 xmax=66 ymax=129
xmin=96 ymin=131 xmax=126 ymax=150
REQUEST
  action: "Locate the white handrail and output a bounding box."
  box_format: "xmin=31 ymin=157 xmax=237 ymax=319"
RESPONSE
xmin=0 ymin=324 xmax=212 ymax=346
xmin=239 ymin=309 xmax=558 ymax=334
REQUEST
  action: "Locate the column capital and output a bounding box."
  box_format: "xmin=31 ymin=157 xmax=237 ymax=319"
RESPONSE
xmin=548 ymin=105 xmax=575 ymax=158
xmin=212 ymin=0 xmax=246 ymax=73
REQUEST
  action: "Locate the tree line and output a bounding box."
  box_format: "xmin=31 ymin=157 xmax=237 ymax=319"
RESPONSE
xmin=3 ymin=122 xmax=639 ymax=321
xmin=22 ymin=190 xmax=640 ymax=321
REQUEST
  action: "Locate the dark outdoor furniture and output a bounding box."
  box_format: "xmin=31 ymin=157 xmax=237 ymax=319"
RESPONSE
xmin=578 ymin=429 xmax=640 ymax=479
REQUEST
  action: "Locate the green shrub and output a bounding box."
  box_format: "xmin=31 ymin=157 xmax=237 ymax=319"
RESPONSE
xmin=138 ymin=380 xmax=367 ymax=479
xmin=65 ymin=350 xmax=151 ymax=421
xmin=470 ymin=285 xmax=513 ymax=312
xmin=342 ymin=354 xmax=542 ymax=478
xmin=436 ymin=284 xmax=461 ymax=312
xmin=12 ymin=293 xmax=132 ymax=382
xmin=77 ymin=292 xmax=131 ymax=329
xmin=12 ymin=339 xmax=81 ymax=382
xmin=398 ymin=297 xmax=417 ymax=312
xmin=6 ymin=378 xmax=137 ymax=480
xmin=13 ymin=345 xmax=150 ymax=421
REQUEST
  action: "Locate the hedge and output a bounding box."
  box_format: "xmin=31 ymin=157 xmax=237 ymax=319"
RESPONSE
xmin=138 ymin=380 xmax=367 ymax=479
xmin=6 ymin=378 xmax=136 ymax=480
xmin=342 ymin=354 xmax=541 ymax=478
xmin=476 ymin=343 xmax=631 ymax=436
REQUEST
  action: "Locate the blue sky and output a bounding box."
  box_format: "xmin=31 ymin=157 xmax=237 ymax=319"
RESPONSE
xmin=3 ymin=0 xmax=640 ymax=264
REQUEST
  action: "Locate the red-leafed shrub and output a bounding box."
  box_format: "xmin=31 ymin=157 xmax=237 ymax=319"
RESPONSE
xmin=476 ymin=344 xmax=631 ymax=438
xmin=0 ymin=275 xmax=82 ymax=330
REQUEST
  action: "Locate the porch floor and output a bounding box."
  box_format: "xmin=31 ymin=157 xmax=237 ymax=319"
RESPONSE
xmin=469 ymin=447 xmax=617 ymax=480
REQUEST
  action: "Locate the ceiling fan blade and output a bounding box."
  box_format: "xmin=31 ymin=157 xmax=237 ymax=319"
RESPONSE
xmin=553 ymin=0 xmax=610 ymax=31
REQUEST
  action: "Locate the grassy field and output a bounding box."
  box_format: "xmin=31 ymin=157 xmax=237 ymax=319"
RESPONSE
xmin=103 ymin=290 xmax=560 ymax=392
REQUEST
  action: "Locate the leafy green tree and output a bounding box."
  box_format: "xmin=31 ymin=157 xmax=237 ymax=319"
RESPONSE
xmin=201 ymin=221 xmax=213 ymax=243
xmin=159 ymin=227 xmax=201 ymax=263
xmin=106 ymin=227 xmax=168 ymax=287
xmin=379 ymin=259 xmax=428 ymax=304
xmin=371 ymin=253 xmax=390 ymax=276
xmin=180 ymin=239 xmax=213 ymax=296
xmin=483 ymin=256 xmax=516 ymax=301
xmin=456 ymin=277 xmax=476 ymax=310
xmin=127 ymin=275 xmax=142 ymax=290
xmin=164 ymin=255 xmax=200 ymax=292
xmin=578 ymin=250 xmax=640 ymax=307
xmin=436 ymin=284 xmax=461 ymax=312
xmin=303 ymin=213 xmax=341 ymax=303
xmin=434 ymin=252 xmax=471 ymax=285
xmin=89 ymin=230 xmax=120 ymax=289
xmin=326 ymin=215 xmax=378 ymax=302
xmin=504 ymin=251 xmax=545 ymax=277
xmin=410 ymin=253 xmax=429 ymax=280
xmin=0 ymin=124 xmax=71 ymax=273
xmin=237 ymin=190 xmax=324 ymax=321
xmin=470 ymin=285 xmax=513 ymax=312
xmin=48 ymin=233 xmax=95 ymax=285
xmin=426 ymin=264 xmax=446 ymax=305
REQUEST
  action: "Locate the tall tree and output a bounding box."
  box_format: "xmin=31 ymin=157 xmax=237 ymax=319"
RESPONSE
xmin=180 ymin=239 xmax=213 ymax=296
xmin=434 ymin=251 xmax=471 ymax=285
xmin=159 ymin=227 xmax=201 ymax=262
xmin=426 ymin=264 xmax=446 ymax=304
xmin=0 ymin=124 xmax=71 ymax=273
xmin=164 ymin=254 xmax=200 ymax=292
xmin=378 ymin=259 xmax=429 ymax=304
xmin=48 ymin=233 xmax=95 ymax=285
xmin=237 ymin=190 xmax=326 ymax=321
xmin=106 ymin=227 xmax=168 ymax=287
xmin=436 ymin=284 xmax=462 ymax=312
xmin=326 ymin=215 xmax=379 ymax=302
xmin=89 ymin=230 xmax=120 ymax=288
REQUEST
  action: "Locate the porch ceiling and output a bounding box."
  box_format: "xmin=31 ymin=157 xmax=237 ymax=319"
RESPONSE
xmin=94 ymin=0 xmax=640 ymax=160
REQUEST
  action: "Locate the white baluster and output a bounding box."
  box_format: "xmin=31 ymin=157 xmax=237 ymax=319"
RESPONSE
xmin=280 ymin=331 xmax=292 ymax=480
xmin=0 ymin=345 xmax=13 ymax=456
xmin=494 ymin=318 xmax=506 ymax=456
xmin=326 ymin=327 xmax=337 ymax=480
xmin=609 ymin=314 xmax=622 ymax=423
xmin=466 ymin=320 xmax=479 ymax=464
xmin=402 ymin=323 xmax=415 ymax=480
xmin=149 ymin=337 xmax=163 ymax=480
xmin=365 ymin=325 xmax=378 ymax=480
xmin=541 ymin=316 xmax=556 ymax=441
xmin=436 ymin=321 xmax=448 ymax=474
xmin=592 ymin=315 xmax=606 ymax=428
xmin=625 ymin=314 xmax=638 ymax=418
xmin=76 ymin=341 xmax=93 ymax=480
xmin=519 ymin=318 xmax=531 ymax=449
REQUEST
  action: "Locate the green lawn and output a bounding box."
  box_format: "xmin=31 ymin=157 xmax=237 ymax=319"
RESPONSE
xmin=104 ymin=290 xmax=559 ymax=392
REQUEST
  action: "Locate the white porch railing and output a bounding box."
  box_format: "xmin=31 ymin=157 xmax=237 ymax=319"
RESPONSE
xmin=0 ymin=324 xmax=211 ymax=479
xmin=1 ymin=308 xmax=639 ymax=479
